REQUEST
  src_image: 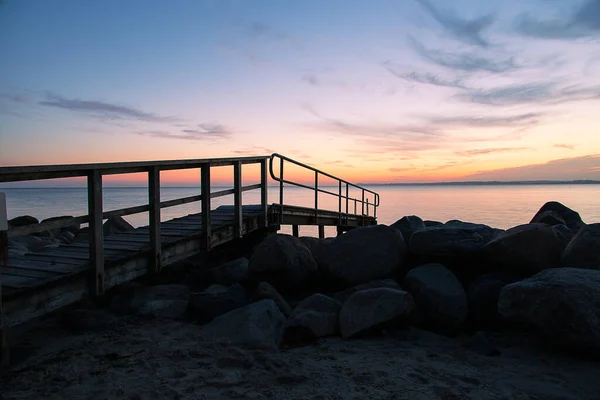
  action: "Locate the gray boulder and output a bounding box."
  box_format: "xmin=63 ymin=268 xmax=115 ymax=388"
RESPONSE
xmin=210 ymin=258 xmax=249 ymax=285
xmin=202 ymin=299 xmax=285 ymax=349
xmin=498 ymin=268 xmax=600 ymax=352
xmin=553 ymin=224 xmax=575 ymax=252
xmin=333 ymin=278 xmax=402 ymax=304
xmin=409 ymin=221 xmax=496 ymax=258
xmin=249 ymin=234 xmax=317 ymax=290
xmin=530 ymin=201 xmax=585 ymax=232
xmin=8 ymin=215 xmax=38 ymax=227
xmin=138 ymin=300 xmax=189 ymax=320
xmin=110 ymin=283 xmax=191 ymax=315
xmin=41 ymin=215 xmax=80 ymax=236
xmin=467 ymin=272 xmax=521 ymax=330
xmin=390 ymin=215 xmax=426 ymax=245
xmin=402 ymin=264 xmax=468 ymax=335
xmin=285 ymin=294 xmax=342 ymax=343
xmin=298 ymin=236 xmax=331 ymax=261
xmin=339 ymin=288 xmax=415 ymax=339
xmin=318 ymin=225 xmax=407 ymax=288
xmin=188 ymin=283 xmax=249 ymax=323
xmin=8 ymin=235 xmax=60 ymax=256
xmin=562 ymin=223 xmax=600 ymax=270
xmin=103 ymin=216 xmax=134 ymax=236
xmin=254 ymin=282 xmax=293 ymax=317
xmin=484 ymin=223 xmax=563 ymax=275
xmin=424 ymin=220 xmax=443 ymax=227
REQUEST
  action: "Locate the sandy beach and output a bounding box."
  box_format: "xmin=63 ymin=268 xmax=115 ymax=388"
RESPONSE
xmin=2 ymin=308 xmax=599 ymax=400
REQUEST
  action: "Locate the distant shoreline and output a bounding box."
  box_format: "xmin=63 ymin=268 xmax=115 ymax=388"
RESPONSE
xmin=1 ymin=180 xmax=600 ymax=189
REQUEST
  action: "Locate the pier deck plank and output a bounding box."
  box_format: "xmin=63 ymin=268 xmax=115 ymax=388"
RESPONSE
xmin=1 ymin=203 xmax=375 ymax=327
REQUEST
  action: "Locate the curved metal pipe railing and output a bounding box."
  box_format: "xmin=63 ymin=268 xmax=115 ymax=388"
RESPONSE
xmin=269 ymin=153 xmax=379 ymax=224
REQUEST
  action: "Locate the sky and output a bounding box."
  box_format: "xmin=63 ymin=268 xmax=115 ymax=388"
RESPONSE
xmin=1 ymin=0 xmax=600 ymax=184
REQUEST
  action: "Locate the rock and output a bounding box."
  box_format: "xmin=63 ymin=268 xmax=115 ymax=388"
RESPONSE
xmin=485 ymin=223 xmax=563 ymax=275
xmin=424 ymin=220 xmax=443 ymax=227
xmin=188 ymin=283 xmax=249 ymax=323
xmin=103 ymin=216 xmax=134 ymax=236
xmin=562 ymin=223 xmax=600 ymax=270
xmin=8 ymin=235 xmax=60 ymax=255
xmin=109 ymin=283 xmax=190 ymax=315
xmin=402 ymin=264 xmax=468 ymax=335
xmin=531 ymin=211 xmax=566 ymax=227
xmin=1 ymin=328 xmax=9 ymax=371
xmin=339 ymin=288 xmax=416 ymax=339
xmin=467 ymin=272 xmax=521 ymax=330
xmin=58 ymin=309 xmax=117 ymax=333
xmin=530 ymin=201 xmax=585 ymax=232
xmin=56 ymin=230 xmax=76 ymax=244
xmin=298 ymin=236 xmax=331 ymax=261
xmin=553 ymin=224 xmax=575 ymax=252
xmin=202 ymin=299 xmax=285 ymax=349
xmin=210 ymin=258 xmax=249 ymax=286
xmin=40 ymin=216 xmax=80 ymax=235
xmin=8 ymin=215 xmax=38 ymax=227
xmin=498 ymin=268 xmax=600 ymax=352
xmin=409 ymin=222 xmax=496 ymax=258
xmin=333 ymin=279 xmax=401 ymax=304
xmin=284 ymin=294 xmax=342 ymax=343
xmin=249 ymin=234 xmax=318 ymax=290
xmin=318 ymin=225 xmax=407 ymax=288
xmin=255 ymin=282 xmax=293 ymax=316
xmin=138 ymin=300 xmax=189 ymax=320
xmin=462 ymin=331 xmax=501 ymax=357
xmin=390 ymin=215 xmax=426 ymax=245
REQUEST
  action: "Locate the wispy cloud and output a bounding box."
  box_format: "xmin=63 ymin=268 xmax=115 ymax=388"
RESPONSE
xmin=415 ymin=0 xmax=494 ymax=47
xmin=39 ymin=93 xmax=177 ymax=123
xmin=383 ymin=61 xmax=467 ymax=89
xmin=136 ymin=123 xmax=232 ymax=141
xmin=408 ymin=36 xmax=519 ymax=73
xmin=455 ymin=147 xmax=528 ymax=156
xmin=516 ymin=0 xmax=600 ymax=40
xmin=425 ymin=112 xmax=542 ymax=128
xmin=456 ymin=82 xmax=600 ymax=106
xmin=465 ymin=154 xmax=600 ymax=181
xmin=554 ymin=143 xmax=575 ymax=150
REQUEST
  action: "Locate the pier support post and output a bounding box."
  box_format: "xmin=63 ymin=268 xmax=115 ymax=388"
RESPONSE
xmin=87 ymin=171 xmax=105 ymax=297
xmin=201 ymin=164 xmax=212 ymax=251
xmin=0 ymin=192 xmax=9 ymax=372
xmin=336 ymin=226 xmax=344 ymax=237
xmin=233 ymin=161 xmax=242 ymax=239
xmin=318 ymin=225 xmax=325 ymax=239
xmin=292 ymin=225 xmax=299 ymax=237
xmin=148 ymin=167 xmax=161 ymax=273
xmin=260 ymin=159 xmax=268 ymax=227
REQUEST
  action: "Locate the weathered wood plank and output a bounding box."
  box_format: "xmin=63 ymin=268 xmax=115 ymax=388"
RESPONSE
xmin=0 ymin=266 xmax=64 ymax=279
xmin=2 ymin=274 xmax=45 ymax=289
xmin=67 ymin=242 xmax=146 ymax=251
xmin=5 ymin=258 xmax=77 ymax=274
xmin=23 ymin=254 xmax=88 ymax=266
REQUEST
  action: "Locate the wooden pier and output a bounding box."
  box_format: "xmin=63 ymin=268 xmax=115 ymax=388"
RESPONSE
xmin=0 ymin=154 xmax=378 ymax=345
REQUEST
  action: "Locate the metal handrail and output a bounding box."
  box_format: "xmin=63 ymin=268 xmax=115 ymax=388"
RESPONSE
xmin=268 ymin=153 xmax=379 ymax=224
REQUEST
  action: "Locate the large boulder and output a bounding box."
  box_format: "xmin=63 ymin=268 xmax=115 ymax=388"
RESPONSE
xmin=562 ymin=223 xmax=600 ymax=270
xmin=553 ymin=224 xmax=575 ymax=252
xmin=467 ymin=272 xmax=521 ymax=330
xmin=498 ymin=268 xmax=600 ymax=352
xmin=249 ymin=234 xmax=317 ymax=290
xmin=103 ymin=216 xmax=134 ymax=236
xmin=8 ymin=215 xmax=38 ymax=228
xmin=202 ymin=299 xmax=286 ymax=350
xmin=530 ymin=201 xmax=585 ymax=232
xmin=40 ymin=216 xmax=80 ymax=236
xmin=339 ymin=288 xmax=415 ymax=339
xmin=188 ymin=283 xmax=249 ymax=323
xmin=298 ymin=236 xmax=332 ymax=261
xmin=254 ymin=282 xmax=293 ymax=317
xmin=318 ymin=225 xmax=407 ymax=288
xmin=110 ymin=283 xmax=191 ymax=315
xmin=390 ymin=216 xmax=426 ymax=245
xmin=402 ymin=264 xmax=468 ymax=335
xmin=284 ymin=294 xmax=342 ymax=343
xmin=8 ymin=235 xmax=59 ymax=256
xmin=484 ymin=223 xmax=563 ymax=275
xmin=210 ymin=258 xmax=249 ymax=286
xmin=137 ymin=300 xmax=189 ymax=320
xmin=409 ymin=221 xmax=496 ymax=258
xmin=333 ymin=278 xmax=402 ymax=304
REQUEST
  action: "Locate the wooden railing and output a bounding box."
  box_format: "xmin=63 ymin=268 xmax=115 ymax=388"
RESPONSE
xmin=0 ymin=156 xmax=270 ymax=296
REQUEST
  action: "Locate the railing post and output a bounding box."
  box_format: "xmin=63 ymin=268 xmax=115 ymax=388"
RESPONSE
xmin=260 ymin=159 xmax=268 ymax=227
xmin=361 ymin=189 xmax=365 ymax=226
xmin=279 ymin=157 xmax=284 ymax=224
xmin=338 ymin=181 xmax=342 ymax=226
xmin=87 ymin=170 xmax=104 ymax=296
xmin=314 ymin=171 xmax=318 ymax=224
xmin=233 ymin=161 xmax=242 ymax=239
xmin=148 ymin=167 xmax=161 ymax=273
xmin=345 ymin=183 xmax=349 ymax=225
xmin=0 ymin=192 xmax=9 ymax=371
xmin=374 ymin=195 xmax=378 ymax=219
xmin=201 ymin=164 xmax=212 ymax=251
xmin=366 ymin=198 xmax=370 ymax=217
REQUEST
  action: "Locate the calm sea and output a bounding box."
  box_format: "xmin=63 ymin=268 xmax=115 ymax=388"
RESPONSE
xmin=1 ymin=185 xmax=599 ymax=237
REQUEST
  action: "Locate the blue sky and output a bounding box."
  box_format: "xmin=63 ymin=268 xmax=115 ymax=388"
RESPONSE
xmin=1 ymin=0 xmax=599 ymax=182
